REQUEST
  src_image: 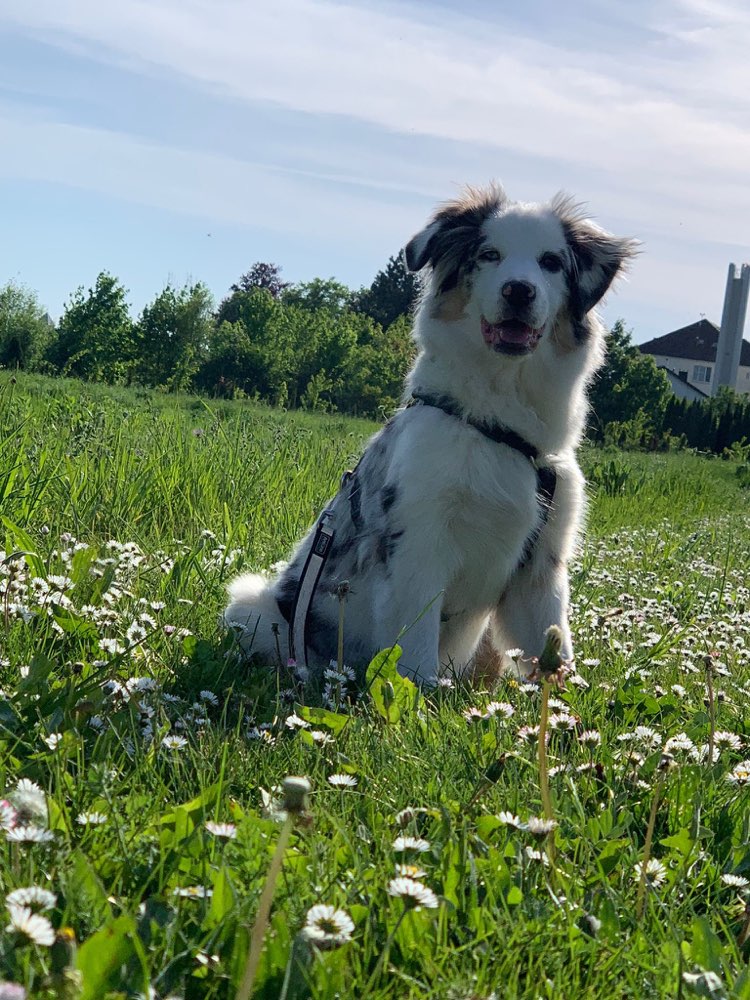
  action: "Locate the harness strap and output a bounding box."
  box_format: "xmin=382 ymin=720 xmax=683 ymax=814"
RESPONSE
xmin=409 ymin=391 xmax=540 ymax=462
xmin=408 ymin=391 xmax=557 ymax=570
xmin=289 ymin=509 xmax=335 ymax=667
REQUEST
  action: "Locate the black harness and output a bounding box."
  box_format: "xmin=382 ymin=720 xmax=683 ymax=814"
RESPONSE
xmin=287 ymin=392 xmax=557 ymax=665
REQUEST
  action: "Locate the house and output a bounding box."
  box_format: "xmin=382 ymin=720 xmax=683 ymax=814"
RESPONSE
xmin=639 ymin=319 xmax=750 ymax=396
xmin=657 ymin=366 xmax=709 ymax=401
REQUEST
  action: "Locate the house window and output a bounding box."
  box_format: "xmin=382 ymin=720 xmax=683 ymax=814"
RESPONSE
xmin=693 ymin=365 xmax=712 ymax=383
xmin=678 ymin=370 xmax=688 ymax=380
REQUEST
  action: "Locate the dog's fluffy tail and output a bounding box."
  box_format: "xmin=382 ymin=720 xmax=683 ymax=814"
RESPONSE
xmin=224 ymin=573 xmax=287 ymax=662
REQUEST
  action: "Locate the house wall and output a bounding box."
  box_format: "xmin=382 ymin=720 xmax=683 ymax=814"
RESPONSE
xmin=646 ymin=354 xmax=750 ymax=396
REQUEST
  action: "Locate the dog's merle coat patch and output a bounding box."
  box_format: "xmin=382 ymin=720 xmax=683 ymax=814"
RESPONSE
xmin=226 ymin=184 xmax=636 ymax=685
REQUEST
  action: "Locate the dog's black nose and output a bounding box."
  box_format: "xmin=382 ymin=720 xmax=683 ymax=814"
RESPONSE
xmin=502 ymin=280 xmax=536 ymax=308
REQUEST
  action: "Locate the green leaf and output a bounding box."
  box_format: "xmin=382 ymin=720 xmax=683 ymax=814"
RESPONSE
xmin=55 ymin=608 xmax=100 ymax=641
xmin=297 ymin=705 xmax=349 ymax=735
xmin=77 ymin=914 xmax=138 ymax=999
xmin=689 ymin=916 xmax=722 ymax=974
xmin=660 ymin=827 xmax=695 ymax=857
xmin=204 ymin=865 xmax=236 ymax=929
xmin=475 ymin=816 xmax=502 ymax=841
xmin=366 ymin=645 xmax=422 ymax=723
xmin=506 ymin=885 xmax=523 ymax=905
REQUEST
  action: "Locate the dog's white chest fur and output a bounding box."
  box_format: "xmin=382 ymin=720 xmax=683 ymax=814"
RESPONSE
xmin=225 ymin=183 xmax=635 ymax=685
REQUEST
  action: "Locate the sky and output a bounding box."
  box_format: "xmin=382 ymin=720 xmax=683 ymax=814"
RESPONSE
xmin=1 ymin=0 xmax=749 ymax=343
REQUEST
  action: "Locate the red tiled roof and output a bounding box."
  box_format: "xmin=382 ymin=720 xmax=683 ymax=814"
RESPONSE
xmin=639 ymin=319 xmax=750 ymax=365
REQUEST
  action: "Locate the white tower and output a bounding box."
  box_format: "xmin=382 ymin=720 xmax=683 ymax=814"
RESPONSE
xmin=714 ymin=263 xmax=750 ymax=395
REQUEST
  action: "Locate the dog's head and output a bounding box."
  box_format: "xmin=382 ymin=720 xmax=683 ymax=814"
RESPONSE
xmin=405 ymin=184 xmax=636 ymax=357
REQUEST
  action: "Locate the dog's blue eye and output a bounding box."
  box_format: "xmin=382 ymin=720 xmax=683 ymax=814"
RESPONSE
xmin=479 ymin=249 xmax=502 ymax=262
xmin=539 ymin=253 xmax=562 ymax=272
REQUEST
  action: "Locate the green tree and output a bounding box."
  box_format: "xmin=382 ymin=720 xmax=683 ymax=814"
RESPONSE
xmin=217 ymin=263 xmax=289 ymax=325
xmin=0 ymin=281 xmax=54 ymax=370
xmin=136 ymin=282 xmax=214 ymax=391
xmin=337 ymin=313 xmax=416 ymax=417
xmin=52 ymin=272 xmax=135 ymax=383
xmin=588 ymin=320 xmax=671 ymax=442
xmin=353 ymin=253 xmax=419 ymax=330
xmin=281 ymin=278 xmax=352 ymax=314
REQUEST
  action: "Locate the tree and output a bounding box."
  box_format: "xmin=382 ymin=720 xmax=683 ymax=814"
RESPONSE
xmin=0 ymin=281 xmax=54 ymax=370
xmin=136 ymin=282 xmax=213 ymax=391
xmin=281 ymin=278 xmax=353 ymax=314
xmin=353 ymin=253 xmax=419 ymax=330
xmin=216 ymin=263 xmax=290 ymax=326
xmin=51 ymin=272 xmax=135 ymax=383
xmin=588 ymin=320 xmax=671 ymax=441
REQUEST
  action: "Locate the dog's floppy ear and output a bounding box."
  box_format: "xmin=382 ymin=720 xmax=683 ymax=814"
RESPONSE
xmin=404 ymin=183 xmax=507 ymax=285
xmin=553 ymin=195 xmax=638 ymax=319
xmin=404 ymin=220 xmax=442 ymax=273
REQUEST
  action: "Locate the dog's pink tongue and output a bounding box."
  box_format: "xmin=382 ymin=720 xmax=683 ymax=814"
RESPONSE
xmin=481 ymin=318 xmax=533 ymax=347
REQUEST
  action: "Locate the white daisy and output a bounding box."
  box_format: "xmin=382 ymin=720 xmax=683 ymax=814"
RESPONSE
xmin=714 ymin=731 xmax=743 ymax=751
xmin=301 ymin=904 xmax=355 ymax=947
xmin=634 ymin=858 xmax=667 ymax=887
xmin=387 ymin=878 xmax=439 ymax=909
xmin=6 ymin=887 xmax=56 ymax=911
xmin=284 ymin=714 xmax=310 ymax=730
xmin=125 ymin=620 xmax=148 ymax=645
xmin=327 ymin=774 xmax=358 ymax=788
xmin=205 ymin=822 xmax=237 ymax=839
xmin=5 ymin=826 xmax=55 ymax=844
xmin=578 ymin=729 xmax=601 ymax=747
xmin=483 ymin=701 xmax=515 ymax=719
xmin=5 ymin=904 xmax=55 ymax=946
xmin=497 ymin=811 xmax=523 ymax=829
xmin=76 ymin=812 xmax=108 ymax=825
xmin=726 ymin=761 xmax=750 ymax=786
xmin=161 ymin=735 xmax=188 ymax=751
xmin=525 ymin=817 xmax=558 ymax=837
xmin=172 ymin=885 xmax=213 ymax=899
xmin=392 ymin=836 xmax=430 ymax=853
xmin=8 ymin=780 xmax=47 ymax=825
xmin=721 ymin=873 xmax=750 ymax=891
xmin=395 ymin=864 xmax=427 ymax=879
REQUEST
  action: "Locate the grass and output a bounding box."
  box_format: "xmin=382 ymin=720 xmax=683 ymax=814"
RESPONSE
xmin=1 ymin=370 xmax=750 ymax=999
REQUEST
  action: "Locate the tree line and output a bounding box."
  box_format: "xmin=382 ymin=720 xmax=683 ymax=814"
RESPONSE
xmin=0 ymin=258 xmax=417 ymax=419
xmin=2 ymin=263 xmax=750 ymax=454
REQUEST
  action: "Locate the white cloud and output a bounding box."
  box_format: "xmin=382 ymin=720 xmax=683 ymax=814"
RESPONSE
xmin=3 ymin=0 xmax=749 ymax=239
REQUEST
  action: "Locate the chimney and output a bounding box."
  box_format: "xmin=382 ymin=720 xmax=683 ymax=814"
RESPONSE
xmin=714 ymin=263 xmax=750 ymax=395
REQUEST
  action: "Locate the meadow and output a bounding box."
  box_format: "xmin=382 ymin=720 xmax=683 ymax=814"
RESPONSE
xmin=1 ymin=370 xmax=750 ymax=999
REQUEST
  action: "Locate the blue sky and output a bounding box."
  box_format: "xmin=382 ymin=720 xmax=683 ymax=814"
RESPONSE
xmin=1 ymin=0 xmax=749 ymax=343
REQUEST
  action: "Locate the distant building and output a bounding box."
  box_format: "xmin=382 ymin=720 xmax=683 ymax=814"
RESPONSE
xmin=639 ymin=319 xmax=750 ymax=397
xmin=657 ymin=366 xmax=709 ymax=401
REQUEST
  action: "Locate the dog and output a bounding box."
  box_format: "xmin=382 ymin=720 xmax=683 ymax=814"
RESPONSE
xmin=225 ymin=184 xmax=635 ymax=685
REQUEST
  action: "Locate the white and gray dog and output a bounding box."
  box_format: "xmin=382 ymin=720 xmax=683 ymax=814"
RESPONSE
xmin=226 ymin=184 xmax=635 ymax=685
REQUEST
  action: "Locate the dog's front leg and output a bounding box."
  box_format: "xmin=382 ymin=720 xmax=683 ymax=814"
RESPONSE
xmin=372 ymin=571 xmax=445 ymax=687
xmin=490 ymin=558 xmax=573 ymax=674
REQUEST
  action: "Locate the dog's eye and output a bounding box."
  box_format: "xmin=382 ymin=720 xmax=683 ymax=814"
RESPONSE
xmin=539 ymin=253 xmax=563 ymax=273
xmin=479 ymin=248 xmax=502 ymax=263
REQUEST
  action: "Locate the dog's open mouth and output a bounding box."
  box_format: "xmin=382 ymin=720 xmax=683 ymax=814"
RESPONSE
xmin=481 ymin=317 xmax=542 ymax=355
